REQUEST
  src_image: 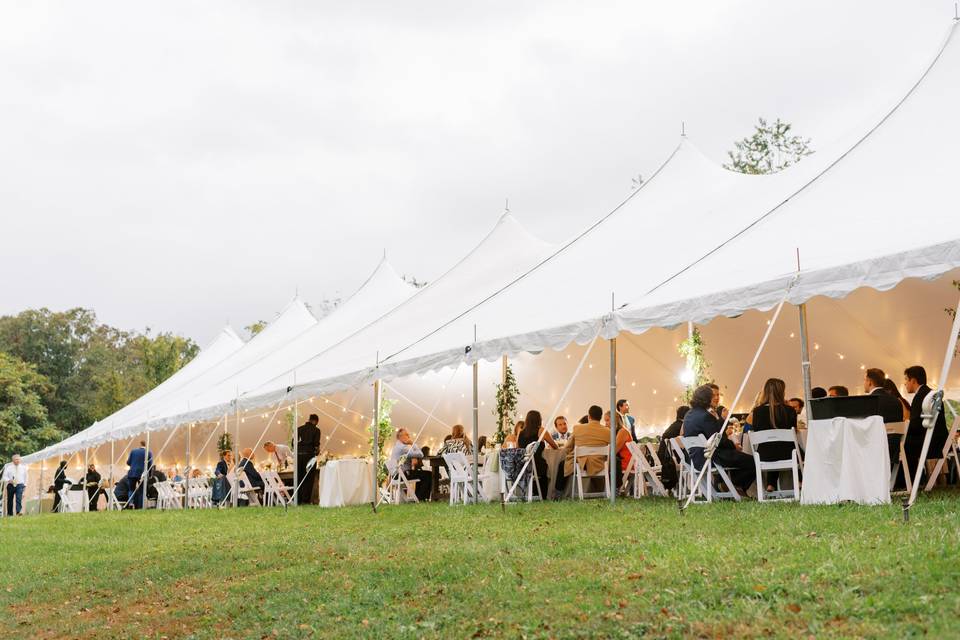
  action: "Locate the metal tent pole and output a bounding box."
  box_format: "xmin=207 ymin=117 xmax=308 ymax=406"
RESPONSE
xmin=143 ymin=430 xmax=151 ymax=510
xmin=609 ymin=334 xmax=618 ymax=505
xmin=472 ymin=330 xmax=480 ymax=504
xmin=37 ymin=458 xmax=44 ymax=515
xmin=184 ymin=422 xmax=192 ymax=509
xmin=83 ymin=447 xmax=89 ymax=512
xmin=232 ymin=393 xmax=240 ymax=509
xmin=293 ymin=372 xmax=299 ymax=507
xmin=372 ymin=362 xmax=382 ymax=513
xmin=798 ymin=304 xmax=813 ymax=411
xmin=501 ymin=355 xmax=508 ymax=439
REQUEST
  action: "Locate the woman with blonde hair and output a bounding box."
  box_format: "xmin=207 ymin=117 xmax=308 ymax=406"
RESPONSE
xmin=503 ymin=420 xmax=524 ymax=448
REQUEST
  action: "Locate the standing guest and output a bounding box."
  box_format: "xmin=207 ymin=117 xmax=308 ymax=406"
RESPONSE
xmin=2 ymin=454 xmax=27 ymax=516
xmin=882 ymin=379 xmax=911 ymax=421
xmin=517 ymin=410 xmax=559 ymax=499
xmin=683 ymin=385 xmax=755 ymax=494
xmin=84 ymin=463 xmax=103 ymax=512
xmin=387 ymin=428 xmax=432 ymax=502
xmin=438 ymin=424 xmax=473 ymax=456
xmin=296 ymin=414 xmax=322 ymax=505
xmin=213 ymin=450 xmax=233 ymax=506
xmin=903 ymin=366 xmax=949 ymax=482
xmin=749 ymin=378 xmax=798 ymax=491
xmin=550 ymin=416 xmax=572 ymax=443
xmin=263 ymin=441 xmax=294 ymax=469
xmin=555 ymin=405 xmax=610 ymax=495
xmin=617 ymin=400 xmax=637 ymax=441
xmin=828 ymin=385 xmax=849 ymax=397
xmin=237 ymin=447 xmax=265 ymax=503
xmin=51 ymin=460 xmax=68 ymax=512
xmin=126 ymin=440 xmax=154 ymax=510
xmin=658 ymin=406 xmax=690 ymax=491
xmin=811 ymin=387 xmax=828 ymax=399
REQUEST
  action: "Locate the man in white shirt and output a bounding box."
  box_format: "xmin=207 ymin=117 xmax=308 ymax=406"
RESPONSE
xmin=2 ymin=454 xmax=28 ymax=516
xmin=263 ymin=441 xmax=294 ymax=469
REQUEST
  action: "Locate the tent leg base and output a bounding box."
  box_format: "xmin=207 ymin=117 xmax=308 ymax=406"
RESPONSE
xmin=901 ymin=496 xmax=910 ymax=524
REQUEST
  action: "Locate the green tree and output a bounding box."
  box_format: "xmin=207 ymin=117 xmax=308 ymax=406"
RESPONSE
xmin=0 ymin=352 xmax=64 ymax=463
xmin=244 ymin=320 xmax=268 ymax=338
xmin=724 ymin=117 xmax=813 ymax=175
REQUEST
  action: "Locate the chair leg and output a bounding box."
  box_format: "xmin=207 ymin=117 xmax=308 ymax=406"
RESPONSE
xmin=791 ymin=459 xmax=801 ymax=502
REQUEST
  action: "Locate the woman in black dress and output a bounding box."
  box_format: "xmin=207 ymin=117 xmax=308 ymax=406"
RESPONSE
xmin=748 ymin=378 xmax=797 ymax=492
xmin=516 ymin=410 xmax=559 ymax=500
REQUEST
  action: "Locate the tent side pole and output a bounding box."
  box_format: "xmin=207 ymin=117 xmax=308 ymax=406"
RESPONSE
xmin=83 ymin=447 xmax=89 ymax=512
xmin=798 ymin=304 xmax=813 ymax=412
xmin=609 ymin=335 xmax=617 ymax=505
xmin=108 ymin=439 xmax=115 ymax=511
xmin=501 ymin=355 xmax=508 ymax=438
xmin=184 ymin=423 xmax=191 ymax=509
xmin=37 ymin=458 xmax=44 ymax=515
xmin=293 ymin=373 xmax=299 ymax=507
xmin=143 ymin=430 xmax=151 ymax=510
xmin=372 ymin=376 xmax=381 ymax=513
xmin=472 ymin=358 xmax=480 ymax=504
xmin=232 ymin=394 xmax=240 ymax=509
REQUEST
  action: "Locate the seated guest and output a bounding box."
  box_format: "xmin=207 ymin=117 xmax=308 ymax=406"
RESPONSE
xmin=865 ymin=368 xmax=908 ymax=468
xmin=903 ymin=365 xmax=949 ymax=483
xmin=550 ymin=416 xmax=572 ymax=443
xmin=603 ymin=411 xmax=611 ymax=429
xmin=749 ymin=378 xmax=798 ymax=492
xmin=437 ymin=424 xmax=473 ymax=456
xmin=614 ymin=413 xmax=633 ymax=492
xmin=503 ymin=421 xmax=523 ymax=448
xmin=787 ymin=397 xmax=806 ymax=428
xmin=387 ymin=428 xmax=432 ymax=501
xmin=84 ymin=463 xmax=104 ymax=512
xmin=237 ymin=447 xmax=265 ymax=503
xmin=882 ymin=379 xmax=911 ymax=420
xmin=113 ymin=476 xmax=129 ymax=507
xmin=617 ymin=399 xmax=637 ymax=441
xmin=828 ymin=385 xmax=849 ymax=397
xmin=683 ymin=385 xmax=755 ymax=493
xmin=214 ymin=450 xmax=233 ymax=505
xmin=477 ymin=436 xmax=488 ymax=453
xmin=555 ymin=405 xmax=610 ymax=495
xmin=263 ymin=441 xmax=294 ymax=469
xmin=577 ymin=415 xmax=589 ymax=425
xmin=811 ymin=387 xmax=827 ymax=399
xmin=190 ymin=468 xmax=203 ymax=479
xmin=421 ymin=446 xmax=430 ymax=457
xmin=517 ymin=410 xmax=559 ymax=499
xmin=657 ymin=406 xmax=689 ymax=491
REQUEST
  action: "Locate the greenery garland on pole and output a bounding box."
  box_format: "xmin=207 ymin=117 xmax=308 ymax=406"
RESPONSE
xmin=492 ymin=363 xmax=519 ymax=444
xmin=216 ymin=432 xmax=232 ymax=455
xmin=368 ymin=396 xmax=396 ymax=485
xmin=678 ymin=327 xmax=710 ymax=404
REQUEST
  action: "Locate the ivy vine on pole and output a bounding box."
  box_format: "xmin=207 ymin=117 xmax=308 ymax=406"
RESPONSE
xmin=678 ymin=327 xmax=710 ymax=403
xmin=492 ymin=364 xmax=519 ymax=444
xmin=367 ymin=396 xmax=396 ymax=485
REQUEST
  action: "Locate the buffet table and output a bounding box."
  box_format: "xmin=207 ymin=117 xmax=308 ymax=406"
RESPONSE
xmin=316 ymin=458 xmax=373 ymax=508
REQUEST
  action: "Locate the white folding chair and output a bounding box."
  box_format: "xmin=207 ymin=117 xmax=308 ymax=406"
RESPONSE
xmin=187 ymin=478 xmax=212 ymax=508
xmin=643 ymin=443 xmax=664 ymax=478
xmin=524 ymin=442 xmax=544 ymax=502
xmin=680 ymin=435 xmax=741 ymax=503
xmin=885 ymin=422 xmax=912 ymax=493
xmin=924 ymin=415 xmax=960 ymax=491
xmin=57 ymin=482 xmax=77 ymax=513
xmin=669 ymin=437 xmax=691 ymax=500
xmin=443 ymin=452 xmax=480 ymax=505
xmin=387 ymin=467 xmax=419 ymax=504
xmin=572 ymin=445 xmax=611 ymax=500
xmin=622 ymin=442 xmax=666 ymax=498
xmin=747 ymin=429 xmax=801 ymax=502
xmin=262 ymin=471 xmax=293 ymax=507
xmin=229 ymin=471 xmax=262 ymax=506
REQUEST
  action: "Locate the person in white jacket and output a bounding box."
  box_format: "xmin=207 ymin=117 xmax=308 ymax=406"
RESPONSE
xmin=2 ymin=454 xmax=28 ymax=516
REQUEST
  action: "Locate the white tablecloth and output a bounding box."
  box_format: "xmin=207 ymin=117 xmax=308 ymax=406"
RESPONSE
xmin=316 ymin=459 xmax=373 ymax=508
xmin=801 ymin=416 xmax=890 ymax=505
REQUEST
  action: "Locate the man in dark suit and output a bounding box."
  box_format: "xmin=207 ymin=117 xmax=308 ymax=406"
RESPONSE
xmin=903 ymin=365 xmax=949 ymax=479
xmin=864 ymin=368 xmax=907 ymax=468
xmin=296 ymin=414 xmax=322 ymax=505
xmin=238 ymin=447 xmax=265 ymax=505
xmin=126 ymin=440 xmax=154 ymax=509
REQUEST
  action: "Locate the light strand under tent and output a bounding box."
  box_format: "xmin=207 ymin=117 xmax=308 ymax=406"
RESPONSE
xmin=681 ymin=281 xmax=795 ymax=511
xmin=504 ymin=327 xmax=602 ymax=503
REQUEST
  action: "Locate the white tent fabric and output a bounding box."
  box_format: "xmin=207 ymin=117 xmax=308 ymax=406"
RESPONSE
xmin=257 ymin=20 xmax=960 ymax=402
xmin=22 ymin=325 xmax=246 ymax=462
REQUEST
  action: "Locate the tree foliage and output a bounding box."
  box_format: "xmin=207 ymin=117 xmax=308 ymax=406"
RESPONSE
xmin=0 ymin=352 xmax=64 ymax=463
xmin=244 ymin=320 xmax=268 ymax=338
xmin=724 ymin=117 xmax=813 ymax=175
xmin=0 ymin=308 xmax=198 ymax=440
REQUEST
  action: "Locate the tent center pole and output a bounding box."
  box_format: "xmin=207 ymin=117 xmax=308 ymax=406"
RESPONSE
xmin=37 ymin=458 xmax=44 ymax=515
xmin=472 ymin=354 xmax=480 ymax=505
xmin=372 ymin=373 xmax=381 ymax=513
xmin=184 ymin=423 xmax=192 ymax=509
xmin=798 ymin=303 xmax=813 ymax=412
xmin=609 ymin=335 xmax=617 ymax=505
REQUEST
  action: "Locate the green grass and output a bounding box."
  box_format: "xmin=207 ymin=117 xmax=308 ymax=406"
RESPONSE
xmin=2 ymin=493 xmax=959 ymax=639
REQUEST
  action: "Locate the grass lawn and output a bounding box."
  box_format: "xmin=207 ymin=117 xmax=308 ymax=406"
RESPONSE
xmin=1 ymin=492 xmax=959 ymax=639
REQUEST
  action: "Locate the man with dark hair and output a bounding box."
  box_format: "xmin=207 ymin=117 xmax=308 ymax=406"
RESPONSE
xmin=811 ymin=387 xmax=827 ymax=399
xmin=126 ymin=440 xmax=153 ymax=510
xmin=682 ymin=385 xmax=754 ymax=492
xmin=828 ymin=385 xmax=849 ymax=397
xmin=787 ymin=398 xmax=804 ymax=414
xmin=616 ymin=399 xmax=637 ymax=441
xmin=903 ymin=365 xmax=949 ymax=479
xmin=707 ymin=383 xmax=728 ymax=422
xmin=296 ymin=413 xmax=322 ymax=505
xmin=555 ymin=405 xmax=609 ymax=495
xmin=864 ymin=368 xmax=905 ymax=423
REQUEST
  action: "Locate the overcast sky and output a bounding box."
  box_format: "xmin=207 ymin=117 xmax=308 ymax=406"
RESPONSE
xmin=1 ymin=1 xmax=953 ymax=346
